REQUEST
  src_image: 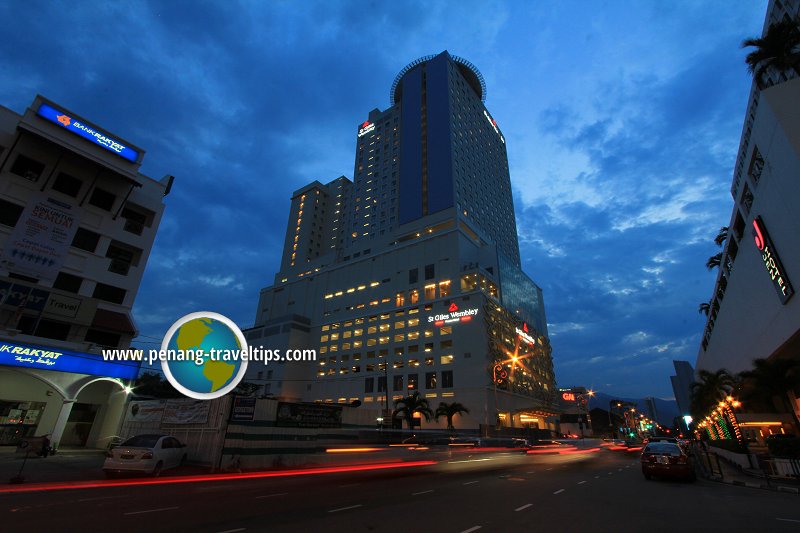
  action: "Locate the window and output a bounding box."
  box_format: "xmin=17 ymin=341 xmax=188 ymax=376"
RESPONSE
xmin=106 ymin=242 xmax=141 ymax=275
xmin=424 ymin=264 xmax=435 ymax=280
xmin=424 ymin=284 xmax=436 ymax=300
xmin=393 ymin=375 xmax=404 ymax=391
xmin=440 ymin=326 xmax=452 ymax=336
xmin=0 ymin=199 xmax=24 ymax=227
xmin=440 ymin=340 xmax=453 ymax=349
xmin=10 ymin=154 xmax=45 ymax=181
xmin=18 ymin=316 xmax=70 ymax=340
xmin=378 ymin=376 xmax=387 ymax=392
xmin=53 ymin=272 xmax=82 ymax=293
xmin=409 ymin=268 xmax=418 ymax=284
xmin=51 ymin=172 xmax=82 ymax=197
xmin=410 ymin=289 xmax=420 ymax=304
xmin=440 ymin=354 xmax=454 ymax=365
xmin=85 ymin=329 xmax=121 ymax=348
xmin=92 ymin=282 xmax=126 ymax=304
xmin=439 ymin=280 xmax=451 ymax=298
xmin=395 ymin=292 xmax=405 ymax=307
xmin=442 ymin=370 xmax=454 ymax=388
xmin=71 ymin=228 xmax=101 ymax=253
xmin=88 ymin=187 xmax=116 ymax=211
xmin=121 ymin=205 xmax=152 ymax=235
xmin=408 ymin=374 xmax=418 ymax=391
xmin=426 ymin=372 xmax=437 ymax=389
xmin=365 ymin=377 xmax=375 ymax=393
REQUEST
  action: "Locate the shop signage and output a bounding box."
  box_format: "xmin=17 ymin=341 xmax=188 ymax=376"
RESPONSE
xmin=516 ymin=322 xmax=535 ymax=345
xmin=561 ymin=392 xmax=576 ymax=402
xmin=427 ymin=302 xmax=479 ymax=326
xmin=37 ymin=102 xmax=140 ymax=162
xmin=752 ymin=216 xmax=794 ymax=304
xmin=231 ymin=396 xmax=257 ymax=422
xmin=276 ymin=401 xmax=342 ymax=428
xmin=162 ymin=399 xmax=210 ymax=424
xmin=0 ymin=340 xmax=138 ymax=379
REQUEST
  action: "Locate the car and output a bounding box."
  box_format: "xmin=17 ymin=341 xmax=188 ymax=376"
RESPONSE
xmin=641 ymin=442 xmax=695 ymax=482
xmin=647 ymin=436 xmax=678 ymax=444
xmin=103 ymin=434 xmax=187 ymax=477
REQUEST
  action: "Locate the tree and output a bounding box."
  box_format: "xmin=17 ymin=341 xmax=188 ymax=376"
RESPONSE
xmin=690 ymin=369 xmax=736 ymax=421
xmin=394 ymin=392 xmax=433 ymax=431
xmin=698 ymin=301 xmax=711 ymax=316
xmin=714 ymin=226 xmax=729 ymax=248
xmin=738 ymin=358 xmax=800 ymax=431
xmin=706 ymin=252 xmax=723 ymax=271
xmin=742 ymin=18 xmax=800 ymax=90
xmin=435 ymin=402 xmax=470 ymax=431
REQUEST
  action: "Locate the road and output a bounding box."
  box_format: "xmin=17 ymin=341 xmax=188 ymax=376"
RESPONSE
xmin=3 ymin=448 xmax=799 ymax=532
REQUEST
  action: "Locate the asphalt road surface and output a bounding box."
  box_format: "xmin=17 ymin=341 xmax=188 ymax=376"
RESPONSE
xmin=3 ymin=449 xmax=799 ymax=532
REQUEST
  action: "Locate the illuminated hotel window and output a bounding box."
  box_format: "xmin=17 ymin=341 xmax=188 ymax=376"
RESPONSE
xmin=424 ymin=304 xmax=433 ymax=311
xmin=408 ymin=308 xmax=419 ymax=315
xmin=425 ymin=357 xmax=434 ymax=366
xmin=407 ymin=331 xmax=420 ymax=341
xmin=393 ymin=361 xmax=404 ymax=370
xmin=394 ymin=334 xmax=405 ymax=342
xmin=320 ymin=346 xmax=328 ymax=354
xmin=366 ymin=363 xmax=375 ymax=372
xmin=440 ymin=354 xmax=454 ymax=365
xmin=395 ymin=310 xmax=405 ymax=317
xmin=331 ymin=323 xmax=340 ymax=329
xmin=320 ymin=335 xmax=329 ymax=342
xmin=396 ymin=292 xmax=405 ymax=306
xmin=424 ymin=330 xmax=433 ymax=338
xmin=370 ymin=300 xmax=379 ymax=306
xmin=379 ymin=349 xmax=388 ymax=357
xmin=330 ymin=345 xmax=338 ymax=352
xmin=328 ymin=356 xmax=337 ymax=364
xmin=410 ymin=289 xmax=420 ymax=304
xmin=355 ymin=318 xmax=365 ymax=325
xmin=340 ymin=368 xmax=348 ymax=374
xmin=441 ymin=340 xmax=453 ymax=349
xmin=330 ymin=333 xmax=339 ymax=341
xmin=424 ymin=284 xmax=436 ymax=300
xmin=439 ymin=280 xmax=451 ymax=298
xmin=395 ymin=321 xmax=405 ymax=329
xmin=368 ymin=326 xmax=377 ymax=334
xmin=379 ymin=336 xmax=389 ymax=344
xmin=378 ymin=362 xmax=387 ymax=371
xmin=343 ymin=331 xmax=352 ymax=338
xmin=424 ymin=343 xmax=433 ymax=352
xmin=380 ymin=313 xmax=390 ymax=320
xmin=408 ymin=318 xmax=419 ymax=327
xmin=353 ymin=340 xmax=363 ymax=348
xmin=379 ymin=324 xmax=390 ymax=332
xmin=342 ymin=342 xmax=351 ymax=350
xmin=440 ymin=327 xmax=452 ymax=336
xmin=381 ymin=297 xmax=391 ymax=304
xmin=408 ymin=374 xmax=418 ymax=390
xmin=344 ymin=320 xmax=353 ymax=327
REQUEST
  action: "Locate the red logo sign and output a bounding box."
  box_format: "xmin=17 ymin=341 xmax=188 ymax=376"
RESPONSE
xmin=561 ymin=392 xmax=576 ymax=402
xmin=448 ymin=303 xmax=459 ymax=313
xmin=753 ymin=219 xmax=765 ymax=251
xmin=361 ymin=121 xmax=370 ymax=129
xmin=523 ymin=322 xmax=529 ymax=333
xmin=57 ymin=114 xmax=71 ymax=126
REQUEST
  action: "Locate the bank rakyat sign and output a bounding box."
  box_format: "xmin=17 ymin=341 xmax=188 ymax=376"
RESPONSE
xmin=752 ymin=216 xmax=793 ymax=304
xmin=37 ymin=102 xmax=140 ymax=163
xmin=428 ymin=302 xmax=479 ymax=327
xmin=0 ymin=340 xmax=139 ymax=380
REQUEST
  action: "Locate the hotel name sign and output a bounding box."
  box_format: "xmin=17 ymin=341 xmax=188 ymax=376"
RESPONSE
xmin=752 ymin=216 xmax=793 ymax=304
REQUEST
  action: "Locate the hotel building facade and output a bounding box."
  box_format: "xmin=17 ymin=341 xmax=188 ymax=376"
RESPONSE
xmin=0 ymin=95 xmax=172 ymax=448
xmin=246 ymin=52 xmax=558 ymax=432
xmin=695 ymin=0 xmax=800 ymax=436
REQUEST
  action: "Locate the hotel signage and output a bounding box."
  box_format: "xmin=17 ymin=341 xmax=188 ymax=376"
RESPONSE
xmin=515 ymin=322 xmax=535 ymax=345
xmin=483 ymin=109 xmax=505 ymax=144
xmin=752 ymin=216 xmax=793 ymax=304
xmin=561 ymin=392 xmax=576 ymax=402
xmin=37 ymin=102 xmax=140 ymax=163
xmin=428 ymin=302 xmax=479 ymax=326
xmin=0 ymin=340 xmax=139 ymax=379
xmin=357 ymin=120 xmax=376 ymax=138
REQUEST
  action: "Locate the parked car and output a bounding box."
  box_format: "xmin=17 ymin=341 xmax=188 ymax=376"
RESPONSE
xmin=641 ymin=442 xmax=695 ymax=482
xmin=103 ymin=434 xmax=187 ymax=477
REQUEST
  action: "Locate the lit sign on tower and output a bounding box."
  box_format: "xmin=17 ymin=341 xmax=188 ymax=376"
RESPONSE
xmin=483 ymin=109 xmax=504 ymax=144
xmin=427 ymin=302 xmax=479 ymax=327
xmin=357 ymin=120 xmax=376 ymax=137
xmin=515 ymin=322 xmax=536 ymax=346
xmin=36 ymin=102 xmax=140 ymax=163
xmin=752 ymin=216 xmax=793 ymax=304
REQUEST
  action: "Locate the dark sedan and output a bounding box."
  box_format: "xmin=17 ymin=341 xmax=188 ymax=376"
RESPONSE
xmin=641 ymin=442 xmax=695 ymax=481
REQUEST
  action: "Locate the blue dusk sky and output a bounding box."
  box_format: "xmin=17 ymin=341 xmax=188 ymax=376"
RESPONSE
xmin=0 ymin=1 xmax=769 ymax=398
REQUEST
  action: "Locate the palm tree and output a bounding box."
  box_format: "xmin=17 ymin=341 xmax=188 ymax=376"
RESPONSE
xmin=394 ymin=392 xmax=434 ymax=431
xmin=698 ymin=301 xmax=711 ymax=316
xmin=706 ymin=252 xmax=723 ymax=271
xmin=738 ymin=358 xmax=800 ymax=431
xmin=435 ymin=402 xmax=470 ymax=431
xmin=714 ymin=226 xmax=729 ymax=248
xmin=742 ymin=17 xmax=800 ymax=90
xmin=690 ymin=368 xmax=736 ymax=421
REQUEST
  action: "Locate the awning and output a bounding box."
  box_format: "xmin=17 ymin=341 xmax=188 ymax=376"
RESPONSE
xmin=92 ymin=309 xmax=137 ymax=335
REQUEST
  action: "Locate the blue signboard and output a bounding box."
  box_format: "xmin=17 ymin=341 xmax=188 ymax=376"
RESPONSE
xmin=36 ymin=103 xmax=140 ymax=163
xmin=0 ymin=340 xmax=139 ymax=380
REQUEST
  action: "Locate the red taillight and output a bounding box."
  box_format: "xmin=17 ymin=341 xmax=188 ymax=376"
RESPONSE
xmin=142 ymin=452 xmax=153 ymax=459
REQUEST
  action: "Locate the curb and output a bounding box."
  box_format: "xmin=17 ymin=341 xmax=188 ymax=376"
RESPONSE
xmin=704 ymin=474 xmax=799 ymax=493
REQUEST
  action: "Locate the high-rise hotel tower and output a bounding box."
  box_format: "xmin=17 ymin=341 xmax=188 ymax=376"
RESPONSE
xmin=247 ymin=51 xmax=558 ymax=431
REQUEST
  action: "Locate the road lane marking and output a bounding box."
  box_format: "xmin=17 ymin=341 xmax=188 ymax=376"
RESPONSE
xmin=578 ymin=481 xmax=587 ymax=485
xmin=339 ymin=483 xmax=360 ymax=487
xmin=412 ymin=490 xmax=434 ymax=496
xmin=594 ymin=475 xmax=599 ymax=479
xmin=546 ymin=468 xmax=553 ymax=471
xmin=461 ymin=526 xmax=482 ymax=533
xmin=515 ymin=504 xmax=533 ymax=512
xmin=216 ymin=529 xmax=246 ymax=533
xmin=124 ymin=506 xmax=179 ymax=516
xmin=329 ymin=504 xmax=363 ymax=513
xmin=777 ymin=518 xmax=800 ymax=523
xmin=608 ymin=472 xmax=613 ymax=475
xmin=255 ymin=492 xmax=289 ymax=499
xmin=526 ymin=471 xmax=535 ymax=474
xmin=553 ymin=489 xmax=565 ymax=495
xmin=463 ymin=480 xmax=479 ymax=485
xmin=78 ymin=495 xmax=125 ymax=502
xmin=618 ymin=468 xmax=623 ymax=471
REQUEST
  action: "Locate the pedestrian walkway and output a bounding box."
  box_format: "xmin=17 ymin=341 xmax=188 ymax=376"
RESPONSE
xmin=695 ymin=447 xmax=800 ymax=494
xmin=0 ymin=448 xmax=107 ymax=484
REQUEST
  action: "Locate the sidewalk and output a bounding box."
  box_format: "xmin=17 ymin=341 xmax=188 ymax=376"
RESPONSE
xmin=0 ymin=448 xmax=108 ymax=484
xmin=695 ymin=448 xmax=800 ymax=494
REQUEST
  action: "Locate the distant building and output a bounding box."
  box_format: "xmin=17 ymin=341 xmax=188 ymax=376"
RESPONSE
xmin=0 ymin=95 xmax=172 ymax=449
xmin=643 ymin=397 xmax=659 ymax=425
xmin=246 ymin=51 xmax=559 ymax=431
xmin=695 ymin=1 xmax=800 ymax=433
xmin=670 ymin=360 xmax=694 ymax=418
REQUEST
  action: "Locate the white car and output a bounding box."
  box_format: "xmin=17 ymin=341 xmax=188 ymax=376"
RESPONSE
xmin=103 ymin=434 xmax=187 ymax=477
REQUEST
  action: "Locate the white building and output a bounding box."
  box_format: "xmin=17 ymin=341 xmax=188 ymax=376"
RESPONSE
xmin=246 ymin=52 xmax=559 ymax=433
xmin=0 ymin=95 xmax=173 ymax=449
xmin=695 ymin=1 xmax=800 ymax=434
